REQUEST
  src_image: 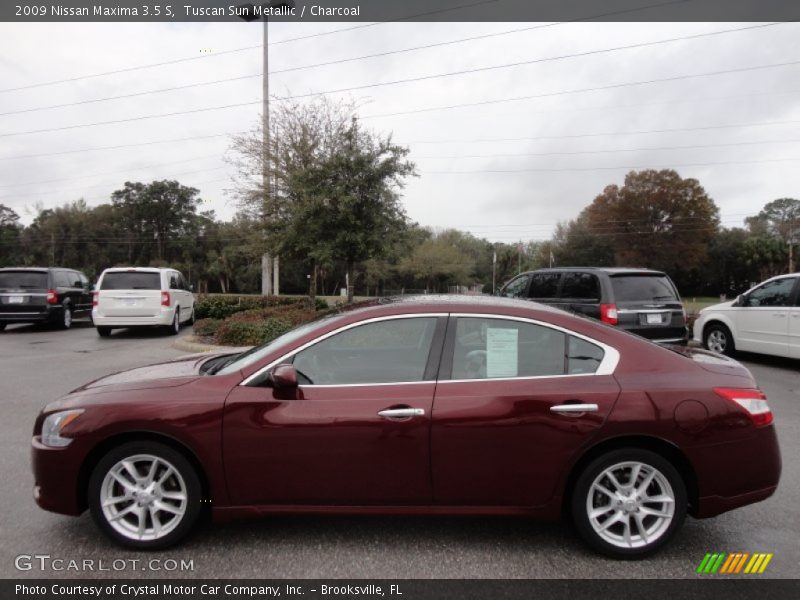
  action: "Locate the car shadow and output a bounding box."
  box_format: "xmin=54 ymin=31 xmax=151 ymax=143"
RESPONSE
xmin=735 ymin=351 xmax=799 ymax=369
xmin=0 ymin=320 xmax=94 ymax=334
xmin=102 ymin=327 xmax=186 ymax=340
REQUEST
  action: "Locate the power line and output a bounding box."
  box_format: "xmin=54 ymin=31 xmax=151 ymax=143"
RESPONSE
xmin=0 ymin=131 xmax=246 ymax=161
xmin=6 ymin=58 xmax=800 ymax=139
xmin=407 ymin=119 xmax=800 ymax=144
xmin=0 ymin=154 xmax=226 ymax=189
xmin=361 ymin=59 xmax=800 ymax=119
xmin=2 ymin=22 xmax=785 ymax=117
xmin=424 ymin=156 xmax=800 ymax=173
xmin=0 ymin=0 xmax=681 ymax=95
xmin=414 ymin=138 xmax=800 ymax=159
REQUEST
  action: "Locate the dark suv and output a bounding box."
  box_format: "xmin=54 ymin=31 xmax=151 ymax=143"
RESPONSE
xmin=498 ymin=267 xmax=688 ymax=343
xmin=0 ymin=267 xmax=93 ymax=331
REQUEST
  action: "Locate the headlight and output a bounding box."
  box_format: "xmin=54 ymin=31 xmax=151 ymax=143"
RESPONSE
xmin=41 ymin=409 xmax=84 ymax=447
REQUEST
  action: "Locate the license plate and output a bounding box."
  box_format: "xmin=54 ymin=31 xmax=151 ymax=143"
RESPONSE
xmin=8 ymin=295 xmax=24 ymax=303
xmin=123 ymin=298 xmax=138 ymax=306
xmin=646 ymin=313 xmax=663 ymax=324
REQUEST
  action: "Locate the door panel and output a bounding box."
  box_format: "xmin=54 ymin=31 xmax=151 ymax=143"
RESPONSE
xmin=431 ymin=375 xmax=620 ymax=506
xmin=222 ymin=383 xmax=435 ymax=506
xmin=737 ymin=277 xmax=796 ymax=356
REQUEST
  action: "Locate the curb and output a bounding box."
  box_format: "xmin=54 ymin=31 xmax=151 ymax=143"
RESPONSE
xmin=172 ymin=335 xmax=251 ymax=354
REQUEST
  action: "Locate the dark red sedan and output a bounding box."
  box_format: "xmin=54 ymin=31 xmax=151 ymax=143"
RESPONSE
xmin=31 ymin=296 xmax=781 ymax=557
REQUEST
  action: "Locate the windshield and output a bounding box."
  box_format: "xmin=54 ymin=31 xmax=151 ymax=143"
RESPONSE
xmin=0 ymin=271 xmax=47 ymax=289
xmin=215 ymin=312 xmax=345 ymax=376
xmin=610 ymin=274 xmax=678 ymax=303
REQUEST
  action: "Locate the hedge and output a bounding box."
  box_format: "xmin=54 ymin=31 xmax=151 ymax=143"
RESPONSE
xmin=214 ymin=318 xmax=294 ymax=346
xmin=193 ymin=294 xmax=327 ymax=320
xmin=193 ymin=318 xmax=223 ymax=337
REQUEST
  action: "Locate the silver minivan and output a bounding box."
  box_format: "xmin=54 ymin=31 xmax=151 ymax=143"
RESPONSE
xmin=92 ymin=267 xmax=195 ymax=337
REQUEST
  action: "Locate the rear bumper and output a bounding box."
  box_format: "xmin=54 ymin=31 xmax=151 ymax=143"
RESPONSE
xmin=92 ymin=308 xmax=175 ymax=327
xmin=620 ymin=326 xmax=688 ymax=343
xmin=0 ymin=306 xmax=59 ymax=323
xmin=688 ymin=425 xmax=781 ymax=518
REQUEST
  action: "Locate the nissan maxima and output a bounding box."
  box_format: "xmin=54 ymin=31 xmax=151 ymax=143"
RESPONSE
xmin=31 ymin=296 xmax=781 ymax=557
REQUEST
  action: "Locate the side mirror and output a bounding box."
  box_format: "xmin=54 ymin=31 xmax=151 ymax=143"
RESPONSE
xmin=736 ymin=294 xmax=748 ymax=307
xmin=269 ymin=364 xmax=298 ymax=389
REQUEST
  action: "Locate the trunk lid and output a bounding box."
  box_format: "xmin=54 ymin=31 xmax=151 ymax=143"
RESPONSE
xmin=96 ymin=271 xmax=163 ymax=318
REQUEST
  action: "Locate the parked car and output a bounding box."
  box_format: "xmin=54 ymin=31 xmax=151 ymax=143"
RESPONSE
xmin=92 ymin=267 xmax=194 ymax=337
xmin=694 ymin=273 xmax=799 ymax=359
xmin=0 ymin=267 xmax=92 ymax=331
xmin=32 ymin=296 xmax=780 ymax=557
xmin=498 ymin=267 xmax=688 ymax=343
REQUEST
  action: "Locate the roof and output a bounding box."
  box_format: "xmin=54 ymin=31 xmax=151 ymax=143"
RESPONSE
xmin=0 ymin=267 xmax=52 ymax=272
xmin=330 ymin=294 xmax=566 ymax=317
xmin=519 ymin=267 xmax=666 ymax=276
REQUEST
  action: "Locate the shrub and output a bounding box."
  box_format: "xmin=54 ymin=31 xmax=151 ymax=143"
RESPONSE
xmin=194 ymin=294 xmax=316 ymax=319
xmin=214 ymin=318 xmax=293 ymax=346
xmin=193 ymin=318 xmax=222 ymax=337
xmin=227 ymin=305 xmax=318 ymax=326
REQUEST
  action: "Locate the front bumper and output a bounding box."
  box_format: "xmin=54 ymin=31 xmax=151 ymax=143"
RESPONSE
xmin=31 ymin=435 xmax=86 ymax=516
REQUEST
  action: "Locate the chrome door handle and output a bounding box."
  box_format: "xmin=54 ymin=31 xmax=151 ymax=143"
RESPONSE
xmin=550 ymin=403 xmax=599 ymax=413
xmin=378 ymin=408 xmax=425 ymax=418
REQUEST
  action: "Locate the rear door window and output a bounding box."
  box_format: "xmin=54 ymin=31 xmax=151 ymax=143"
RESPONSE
xmin=528 ymin=272 xmax=561 ymax=300
xmin=100 ymin=272 xmax=161 ymax=290
xmin=561 ymin=272 xmax=601 ymax=301
xmin=0 ymin=271 xmax=47 ymax=289
xmin=610 ymin=275 xmax=678 ymax=303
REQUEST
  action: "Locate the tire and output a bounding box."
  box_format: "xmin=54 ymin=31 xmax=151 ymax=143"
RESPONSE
xmin=88 ymin=441 xmax=202 ymax=550
xmin=187 ymin=306 xmax=195 ymax=326
xmin=571 ymin=448 xmax=687 ymax=558
xmin=59 ymin=305 xmax=73 ymax=330
xmin=96 ymin=326 xmax=112 ymax=337
xmin=703 ymin=322 xmax=735 ymax=356
xmin=166 ymin=310 xmax=180 ymax=336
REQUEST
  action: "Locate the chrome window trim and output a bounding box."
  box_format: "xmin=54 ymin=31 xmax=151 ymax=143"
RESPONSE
xmin=446 ymin=312 xmax=620 ymax=378
xmin=239 ymin=313 xmax=448 ymax=387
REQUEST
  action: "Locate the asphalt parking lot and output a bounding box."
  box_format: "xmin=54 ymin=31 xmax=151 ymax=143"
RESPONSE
xmin=1 ymin=320 xmax=798 ymax=579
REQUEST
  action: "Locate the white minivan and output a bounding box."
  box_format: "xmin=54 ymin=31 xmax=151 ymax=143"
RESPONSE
xmin=92 ymin=267 xmax=195 ymax=337
xmin=693 ymin=272 xmax=799 ymax=359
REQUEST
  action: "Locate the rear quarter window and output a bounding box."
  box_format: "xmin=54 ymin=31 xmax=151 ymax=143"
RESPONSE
xmin=100 ymin=272 xmax=162 ymax=290
xmin=610 ymin=275 xmax=678 ymax=302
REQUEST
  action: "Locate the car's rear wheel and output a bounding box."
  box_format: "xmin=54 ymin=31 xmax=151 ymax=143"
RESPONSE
xmin=88 ymin=441 xmax=201 ymax=550
xmin=703 ymin=323 xmax=735 ymax=356
xmin=59 ymin=306 xmax=73 ymax=330
xmin=571 ymin=449 xmax=686 ymax=558
xmin=166 ymin=310 xmax=180 ymax=336
xmin=96 ymin=326 xmax=111 ymax=337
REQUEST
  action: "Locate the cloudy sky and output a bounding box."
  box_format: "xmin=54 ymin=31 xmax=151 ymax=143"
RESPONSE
xmin=0 ymin=18 xmax=798 ymax=243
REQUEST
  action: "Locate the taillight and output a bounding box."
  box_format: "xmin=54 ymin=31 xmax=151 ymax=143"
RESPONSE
xmin=46 ymin=289 xmax=58 ymax=304
xmin=161 ymin=292 xmax=171 ymax=307
xmin=600 ymin=303 xmax=618 ymax=325
xmin=91 ymin=291 xmax=98 ymax=307
xmin=714 ymin=388 xmax=773 ymax=427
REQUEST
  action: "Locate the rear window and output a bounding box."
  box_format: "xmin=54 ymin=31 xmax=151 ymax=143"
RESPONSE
xmin=0 ymin=271 xmax=47 ymax=289
xmin=610 ymin=275 xmax=678 ymax=302
xmin=100 ymin=272 xmax=161 ymax=290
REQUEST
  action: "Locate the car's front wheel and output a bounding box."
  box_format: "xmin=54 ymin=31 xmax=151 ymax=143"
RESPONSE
xmin=88 ymin=441 xmax=202 ymax=549
xmin=704 ymin=323 xmax=735 ymax=356
xmin=571 ymin=449 xmax=686 ymax=558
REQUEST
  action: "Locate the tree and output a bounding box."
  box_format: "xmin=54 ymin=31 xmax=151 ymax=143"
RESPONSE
xmin=583 ymin=169 xmax=719 ymax=288
xmin=551 ymin=213 xmax=615 ymax=268
xmin=749 ymin=198 xmax=800 ymax=242
xmin=400 ymin=236 xmax=474 ymax=292
xmin=111 ymin=180 xmax=202 ymax=264
xmin=0 ymin=204 xmax=22 ymax=266
xmin=235 ymin=101 xmax=416 ymax=303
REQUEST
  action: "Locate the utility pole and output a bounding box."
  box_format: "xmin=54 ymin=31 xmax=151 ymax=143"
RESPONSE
xmin=240 ymin=2 xmax=293 ymax=296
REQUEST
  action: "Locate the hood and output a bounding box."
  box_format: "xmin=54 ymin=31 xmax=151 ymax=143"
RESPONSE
xmin=71 ymin=352 xmax=229 ymax=393
xmin=700 ymin=300 xmax=736 ymax=313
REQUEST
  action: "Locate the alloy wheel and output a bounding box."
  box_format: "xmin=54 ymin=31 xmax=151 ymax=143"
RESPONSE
xmin=99 ymin=454 xmax=188 ymax=542
xmin=63 ymin=307 xmax=72 ymax=329
xmin=585 ymin=461 xmax=676 ymax=550
xmin=706 ymin=330 xmax=727 ymax=353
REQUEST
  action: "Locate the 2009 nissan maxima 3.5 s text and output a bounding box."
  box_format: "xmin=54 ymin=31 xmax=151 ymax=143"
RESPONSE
xmin=31 ymin=296 xmax=781 ymax=557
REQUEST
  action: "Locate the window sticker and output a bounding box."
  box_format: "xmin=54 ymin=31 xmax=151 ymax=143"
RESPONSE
xmin=486 ymin=327 xmax=518 ymax=378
